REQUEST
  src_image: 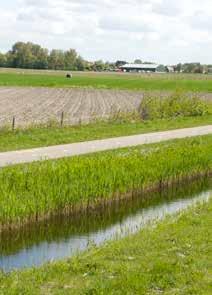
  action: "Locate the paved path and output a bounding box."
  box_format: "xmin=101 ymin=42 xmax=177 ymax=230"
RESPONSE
xmin=0 ymin=125 xmax=211 ymax=168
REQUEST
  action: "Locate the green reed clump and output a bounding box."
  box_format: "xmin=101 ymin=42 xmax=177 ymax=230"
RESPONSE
xmin=0 ymin=135 xmax=211 ymax=227
xmin=139 ymin=91 xmax=209 ymax=120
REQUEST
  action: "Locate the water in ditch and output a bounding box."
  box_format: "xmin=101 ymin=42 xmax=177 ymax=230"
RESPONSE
xmin=0 ymin=177 xmax=211 ymax=272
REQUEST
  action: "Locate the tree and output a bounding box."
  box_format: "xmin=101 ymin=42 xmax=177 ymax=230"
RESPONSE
xmin=0 ymin=40 xmax=131 ymax=71
xmin=92 ymin=60 xmax=105 ymax=71
xmin=48 ymin=50 xmax=65 ymax=70
xmin=75 ymin=56 xmax=85 ymax=71
xmin=64 ymin=49 xmax=78 ymax=70
xmin=33 ymin=46 xmax=48 ymax=69
xmin=115 ymin=60 xmax=127 ymax=68
xmin=134 ymin=59 xmax=142 ymax=64
xmin=0 ymin=53 xmax=7 ymax=67
xmin=175 ymin=63 xmax=182 ymax=73
xmin=7 ymin=42 xmax=49 ymax=69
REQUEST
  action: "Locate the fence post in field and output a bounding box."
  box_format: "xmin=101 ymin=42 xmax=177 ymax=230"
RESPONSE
xmin=12 ymin=116 xmax=15 ymax=131
xmin=60 ymin=111 xmax=64 ymax=127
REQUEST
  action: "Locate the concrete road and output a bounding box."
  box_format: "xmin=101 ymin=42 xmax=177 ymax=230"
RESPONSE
xmin=0 ymin=125 xmax=211 ymax=168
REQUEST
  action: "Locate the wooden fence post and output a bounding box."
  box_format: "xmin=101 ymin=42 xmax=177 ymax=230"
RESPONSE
xmin=12 ymin=116 xmax=15 ymax=131
xmin=60 ymin=111 xmax=64 ymax=127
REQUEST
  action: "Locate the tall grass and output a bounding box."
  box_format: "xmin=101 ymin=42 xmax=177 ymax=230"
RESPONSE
xmin=0 ymin=135 xmax=211 ymax=228
xmin=139 ymin=91 xmax=209 ymax=120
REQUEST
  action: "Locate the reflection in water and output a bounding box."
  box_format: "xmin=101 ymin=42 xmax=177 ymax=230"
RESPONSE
xmin=0 ymin=177 xmax=211 ymax=272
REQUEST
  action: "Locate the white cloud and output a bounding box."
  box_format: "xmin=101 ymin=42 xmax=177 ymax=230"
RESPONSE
xmin=0 ymin=0 xmax=212 ymax=63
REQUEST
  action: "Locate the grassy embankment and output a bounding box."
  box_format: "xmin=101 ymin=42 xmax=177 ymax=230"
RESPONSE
xmin=0 ymin=192 xmax=211 ymax=294
xmin=1 ymin=72 xmax=212 ymax=91
xmin=0 ymin=91 xmax=211 ymax=152
xmin=0 ymin=135 xmax=211 ymax=229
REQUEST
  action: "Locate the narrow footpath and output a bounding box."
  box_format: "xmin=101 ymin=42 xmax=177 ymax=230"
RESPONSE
xmin=0 ymin=125 xmax=211 ymax=168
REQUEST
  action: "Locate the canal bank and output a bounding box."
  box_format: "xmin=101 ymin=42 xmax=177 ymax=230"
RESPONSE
xmin=0 ymin=176 xmax=211 ymax=272
xmin=0 ymin=180 xmax=211 ymax=294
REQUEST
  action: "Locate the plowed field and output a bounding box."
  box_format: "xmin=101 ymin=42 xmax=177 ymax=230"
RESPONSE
xmin=0 ymin=87 xmax=142 ymax=127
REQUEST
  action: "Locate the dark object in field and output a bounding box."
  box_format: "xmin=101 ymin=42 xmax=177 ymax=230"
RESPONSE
xmin=66 ymin=73 xmax=72 ymax=78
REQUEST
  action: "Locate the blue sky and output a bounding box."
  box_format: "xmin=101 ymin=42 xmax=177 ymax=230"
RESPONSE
xmin=0 ymin=0 xmax=212 ymax=64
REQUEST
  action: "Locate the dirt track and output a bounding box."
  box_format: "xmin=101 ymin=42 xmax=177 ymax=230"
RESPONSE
xmin=0 ymin=87 xmax=142 ymax=127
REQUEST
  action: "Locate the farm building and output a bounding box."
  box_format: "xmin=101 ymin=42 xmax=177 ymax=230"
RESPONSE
xmin=119 ymin=63 xmax=169 ymax=73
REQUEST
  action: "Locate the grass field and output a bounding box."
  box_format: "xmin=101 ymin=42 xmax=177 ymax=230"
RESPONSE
xmin=1 ymin=71 xmax=212 ymax=91
xmin=0 ymin=135 xmax=211 ymax=228
xmin=0 ymin=192 xmax=211 ymax=294
xmin=0 ymin=115 xmax=212 ymax=152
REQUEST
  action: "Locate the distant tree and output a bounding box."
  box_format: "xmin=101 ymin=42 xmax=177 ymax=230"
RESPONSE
xmin=75 ymin=56 xmax=85 ymax=71
xmin=5 ymin=51 xmax=14 ymax=67
xmin=34 ymin=47 xmax=48 ymax=69
xmin=193 ymin=65 xmax=204 ymax=74
xmin=115 ymin=60 xmax=127 ymax=68
xmin=84 ymin=61 xmax=93 ymax=71
xmin=0 ymin=53 xmax=7 ymax=67
xmin=175 ymin=63 xmax=182 ymax=72
xmin=157 ymin=65 xmax=167 ymax=73
xmin=48 ymin=50 xmax=65 ymax=70
xmin=92 ymin=60 xmax=105 ymax=71
xmin=10 ymin=42 xmax=30 ymax=68
xmin=134 ymin=59 xmax=142 ymax=64
xmin=64 ymin=49 xmax=78 ymax=70
xmin=6 ymin=42 xmax=49 ymax=69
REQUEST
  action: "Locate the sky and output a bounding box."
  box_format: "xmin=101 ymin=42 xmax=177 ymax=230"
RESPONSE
xmin=0 ymin=0 xmax=212 ymax=64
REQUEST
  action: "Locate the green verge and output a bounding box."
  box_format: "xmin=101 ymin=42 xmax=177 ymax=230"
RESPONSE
xmin=0 ymin=114 xmax=212 ymax=152
xmin=0 ymin=193 xmax=211 ymax=294
xmin=1 ymin=72 xmax=212 ymax=91
xmin=0 ymin=135 xmax=211 ymax=227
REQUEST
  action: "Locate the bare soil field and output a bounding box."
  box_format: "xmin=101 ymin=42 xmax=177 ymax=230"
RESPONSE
xmin=0 ymin=87 xmax=142 ymax=127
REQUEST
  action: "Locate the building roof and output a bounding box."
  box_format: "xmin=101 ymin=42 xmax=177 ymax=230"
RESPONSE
xmin=120 ymin=63 xmax=159 ymax=69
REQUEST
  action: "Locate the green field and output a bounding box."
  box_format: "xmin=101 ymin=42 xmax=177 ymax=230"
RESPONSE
xmin=0 ymin=135 xmax=211 ymax=228
xmin=1 ymin=71 xmax=212 ymax=91
xmin=1 ymin=193 xmax=211 ymax=294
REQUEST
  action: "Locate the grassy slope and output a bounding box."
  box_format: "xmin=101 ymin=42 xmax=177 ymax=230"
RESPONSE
xmin=0 ymin=135 xmax=211 ymax=226
xmin=0 ymin=115 xmax=212 ymax=152
xmin=0 ymin=195 xmax=211 ymax=294
xmin=1 ymin=72 xmax=212 ymax=91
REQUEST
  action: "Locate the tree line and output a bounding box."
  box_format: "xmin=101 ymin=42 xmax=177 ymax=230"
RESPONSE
xmin=0 ymin=41 xmax=211 ymax=73
xmin=174 ymin=63 xmax=212 ymax=74
xmin=0 ymin=42 xmax=115 ymax=71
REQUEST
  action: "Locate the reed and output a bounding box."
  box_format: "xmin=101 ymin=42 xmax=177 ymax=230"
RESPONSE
xmin=0 ymin=135 xmax=211 ymax=228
